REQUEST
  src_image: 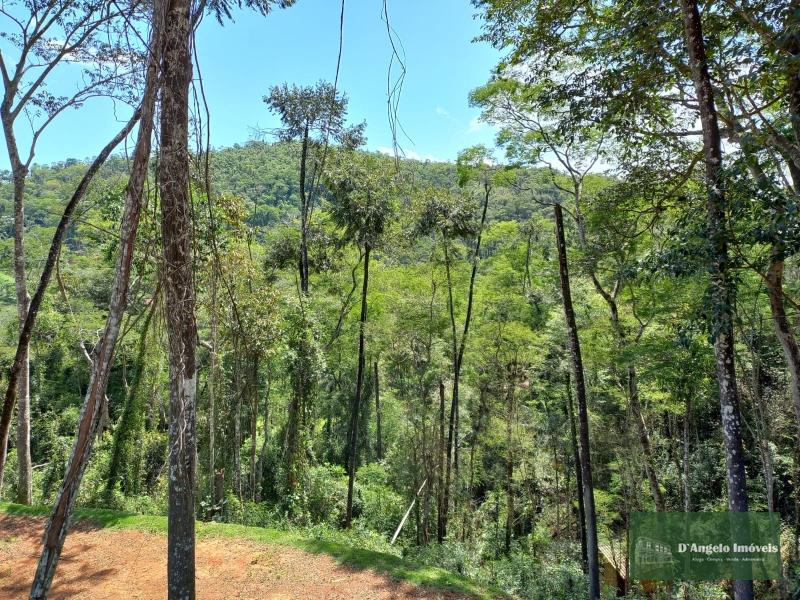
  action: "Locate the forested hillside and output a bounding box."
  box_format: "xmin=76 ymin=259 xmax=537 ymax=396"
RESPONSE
xmin=1 ymin=1 xmax=799 ymax=599
xmin=2 ymin=135 xmax=798 ymax=598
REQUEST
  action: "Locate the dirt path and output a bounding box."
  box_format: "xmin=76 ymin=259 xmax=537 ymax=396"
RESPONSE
xmin=0 ymin=514 xmax=474 ymax=599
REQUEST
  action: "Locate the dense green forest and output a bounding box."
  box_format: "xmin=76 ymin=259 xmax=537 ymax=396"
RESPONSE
xmin=1 ymin=0 xmax=799 ymax=599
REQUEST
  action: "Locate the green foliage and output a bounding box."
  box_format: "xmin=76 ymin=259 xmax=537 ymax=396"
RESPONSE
xmin=303 ymin=463 xmax=349 ymax=526
xmin=353 ymin=463 xmax=405 ymax=536
xmin=4 ymin=93 xmax=799 ymax=599
xmin=326 ymin=150 xmax=400 ymax=249
xmin=264 ymin=81 xmax=365 ymax=149
xmin=488 ymin=552 xmax=587 ymax=600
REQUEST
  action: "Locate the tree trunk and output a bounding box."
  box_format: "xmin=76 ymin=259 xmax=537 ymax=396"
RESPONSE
xmin=414 ymin=438 xmax=423 ymax=545
xmin=345 ymin=244 xmax=371 ymax=527
xmin=27 ymin=11 xmax=162 ymax=594
xmin=14 ymin=242 xmax=31 ymax=504
xmin=106 ymin=285 xmax=161 ymax=494
xmin=249 ymin=355 xmax=259 ymax=501
xmin=1 ymin=90 xmax=32 ymax=505
xmin=627 ymin=364 xmax=665 ymax=510
xmin=467 ymin=433 xmax=477 ymax=542
xmin=746 ymin=351 xmax=776 ymax=513
xmin=233 ymin=351 xmax=243 ymax=501
xmin=786 ymin=0 xmax=800 ymax=175
xmin=765 ymin=259 xmax=800 ymax=447
xmin=590 ymin=275 xmax=664 ymax=512
xmin=554 ymin=202 xmax=599 ymax=598
xmin=566 ymin=375 xmax=587 ymax=570
xmin=299 ymin=127 xmax=310 ymax=294
xmin=255 ymin=368 xmax=271 ymax=503
xmin=374 ymin=360 xmax=382 ymax=461
xmin=160 ymin=0 xmax=197 ymax=594
xmin=442 ymin=243 xmax=456 ymax=542
xmin=679 ymin=2 xmax=753 ymax=598
xmin=285 ymin=358 xmax=303 ymax=494
xmin=442 ymin=182 xmax=490 ymax=540
xmin=419 ymin=420 xmax=428 ymax=545
xmin=0 ymin=114 xmax=143 ymax=497
xmin=437 ymin=380 xmax=445 ymax=544
xmin=208 ymin=270 xmax=218 ymax=503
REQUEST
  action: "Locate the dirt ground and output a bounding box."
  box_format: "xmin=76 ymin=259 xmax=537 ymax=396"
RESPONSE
xmin=0 ymin=514 xmax=476 ymax=599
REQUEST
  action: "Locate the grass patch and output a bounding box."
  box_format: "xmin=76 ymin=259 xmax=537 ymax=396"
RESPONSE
xmin=0 ymin=502 xmax=505 ymax=599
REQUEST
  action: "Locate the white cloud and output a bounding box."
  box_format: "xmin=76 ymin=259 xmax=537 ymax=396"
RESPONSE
xmin=435 ymin=106 xmax=450 ymax=119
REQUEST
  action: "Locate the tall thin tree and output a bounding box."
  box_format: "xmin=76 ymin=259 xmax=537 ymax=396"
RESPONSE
xmin=327 ymin=151 xmax=397 ymax=527
xmin=0 ymin=0 xmax=141 ymax=500
xmin=554 ymin=202 xmax=600 ymax=599
xmin=679 ymin=1 xmax=753 ymax=598
xmin=160 ymin=0 xmax=197 ymax=593
xmin=28 ymin=3 xmax=165 ymax=595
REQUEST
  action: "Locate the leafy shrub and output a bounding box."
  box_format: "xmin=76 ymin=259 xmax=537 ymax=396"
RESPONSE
xmin=232 ymin=501 xmax=284 ymax=529
xmin=354 ymin=463 xmax=405 ymax=536
xmin=305 ymin=520 xmax=399 ymax=556
xmin=404 ymin=540 xmax=480 ymax=578
xmin=0 ymin=449 xmax=18 ymax=501
xmin=302 ymin=463 xmax=349 ymax=525
xmin=486 ymin=553 xmax=587 ymax=600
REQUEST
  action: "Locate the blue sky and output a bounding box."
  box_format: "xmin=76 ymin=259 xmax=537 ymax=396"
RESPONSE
xmin=2 ymin=0 xmax=501 ymax=169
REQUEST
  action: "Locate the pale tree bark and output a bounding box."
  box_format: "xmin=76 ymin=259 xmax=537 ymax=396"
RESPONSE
xmin=12 ymin=156 xmax=31 ymax=504
xmin=679 ymin=1 xmax=753 ymax=598
xmin=15 ymin=306 xmax=31 ymax=505
xmin=159 ymin=0 xmax=197 ymax=594
xmin=0 ymin=0 xmax=138 ymax=501
xmin=554 ymin=202 xmax=599 ymax=598
xmin=27 ymin=7 xmax=163 ymax=594
xmin=6 ymin=126 xmax=31 ymax=507
xmin=0 ymin=111 xmax=143 ymax=496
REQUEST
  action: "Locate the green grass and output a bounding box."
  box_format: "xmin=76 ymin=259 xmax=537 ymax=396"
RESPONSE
xmin=0 ymin=502 xmax=506 ymax=599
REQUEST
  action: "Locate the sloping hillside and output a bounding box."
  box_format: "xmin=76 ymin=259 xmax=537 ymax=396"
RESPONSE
xmin=0 ymin=505 xmax=506 ymax=600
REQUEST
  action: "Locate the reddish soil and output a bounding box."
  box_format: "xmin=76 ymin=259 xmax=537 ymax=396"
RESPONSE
xmin=0 ymin=514 xmax=474 ymax=599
